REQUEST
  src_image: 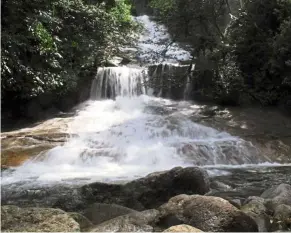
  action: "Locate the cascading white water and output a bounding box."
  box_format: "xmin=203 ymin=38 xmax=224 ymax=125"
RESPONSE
xmin=2 ymin=66 xmax=270 ymax=186
xmin=90 ymin=67 xmax=147 ymax=99
xmin=2 ymin=16 xmax=280 ymax=188
xmin=135 ymin=15 xmax=191 ymax=64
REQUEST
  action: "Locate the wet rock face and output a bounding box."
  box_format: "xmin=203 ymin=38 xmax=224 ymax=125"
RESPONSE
xmin=147 ymin=64 xmax=190 ymax=100
xmin=1 ymin=117 xmax=71 ymax=168
xmin=157 ymin=194 xmax=258 ymax=232
xmin=1 ymin=205 xmax=80 ymax=232
xmin=131 ymin=0 xmax=154 ymax=16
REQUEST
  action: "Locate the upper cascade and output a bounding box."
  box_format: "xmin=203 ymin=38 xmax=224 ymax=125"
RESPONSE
xmin=135 ymin=15 xmax=191 ymax=64
xmin=90 ymin=67 xmax=147 ymax=100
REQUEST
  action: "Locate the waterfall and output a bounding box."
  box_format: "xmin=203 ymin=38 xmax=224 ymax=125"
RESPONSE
xmin=1 ymin=15 xmax=278 ymax=188
xmin=1 ymin=65 xmax=269 ymax=186
xmin=183 ymin=63 xmax=195 ymax=100
xmin=90 ymin=67 xmax=147 ymax=100
xmin=135 ymin=15 xmax=191 ymax=64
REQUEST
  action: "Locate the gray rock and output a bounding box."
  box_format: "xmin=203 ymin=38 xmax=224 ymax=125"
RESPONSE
xmin=82 ymin=203 xmax=137 ymax=225
xmin=261 ymin=184 xmax=291 ymax=207
xmin=210 ymin=180 xmax=233 ymax=191
xmin=2 ymin=184 xmax=82 ymax=210
xmin=241 ymin=196 xmax=271 ymax=231
xmin=1 ymin=205 xmax=80 ymax=232
xmin=243 ymin=196 xmax=266 ymax=205
xmin=54 ymin=182 xmax=126 ymax=212
xmin=158 ymin=194 xmax=258 ymax=232
xmin=271 ymin=204 xmax=291 ymax=231
xmin=68 ymin=212 xmax=93 ymax=231
xmin=55 ymin=166 xmax=210 ymax=212
xmin=86 ymin=209 xmax=159 ymax=232
xmin=163 ymin=224 xmax=203 ymax=232
xmin=274 ymin=204 xmax=291 ymax=220
xmin=230 ymin=198 xmax=242 ymax=208
xmin=123 ymin=166 xmax=210 ymax=209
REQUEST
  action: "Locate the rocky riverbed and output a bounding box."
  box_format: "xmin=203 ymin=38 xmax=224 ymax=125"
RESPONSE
xmin=2 ymin=166 xmax=291 ymax=232
xmin=2 ymin=99 xmax=291 ymax=232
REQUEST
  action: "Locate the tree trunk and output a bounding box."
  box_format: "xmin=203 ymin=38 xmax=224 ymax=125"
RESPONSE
xmin=225 ymin=0 xmax=232 ymax=14
xmin=240 ymin=0 xmax=244 ymax=9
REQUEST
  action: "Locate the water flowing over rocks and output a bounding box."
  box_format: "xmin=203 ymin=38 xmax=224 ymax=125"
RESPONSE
xmin=2 ymin=12 xmax=291 ymax=233
xmin=135 ymin=15 xmax=191 ymax=64
xmin=90 ymin=67 xmax=147 ymax=100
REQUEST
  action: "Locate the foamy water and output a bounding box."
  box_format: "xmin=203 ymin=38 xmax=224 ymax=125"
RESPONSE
xmin=1 ymin=90 xmax=275 ymax=186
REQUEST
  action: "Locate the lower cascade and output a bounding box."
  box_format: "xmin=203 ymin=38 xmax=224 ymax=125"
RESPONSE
xmin=90 ymin=67 xmax=147 ymax=99
xmin=2 ymin=66 xmax=271 ymax=186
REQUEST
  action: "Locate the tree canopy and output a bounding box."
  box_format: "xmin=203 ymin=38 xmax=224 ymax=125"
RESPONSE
xmin=1 ymin=0 xmax=138 ymax=105
xmin=150 ymin=0 xmax=291 ymax=106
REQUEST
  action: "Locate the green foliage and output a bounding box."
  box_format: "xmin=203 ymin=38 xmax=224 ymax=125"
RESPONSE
xmin=1 ymin=0 xmax=137 ymax=106
xmin=150 ymin=0 xmax=227 ymax=56
xmin=227 ymin=0 xmax=291 ymax=105
xmin=33 ymin=21 xmax=55 ymax=54
xmin=151 ymin=0 xmax=291 ymax=106
xmin=110 ymin=0 xmax=132 ymax=23
xmin=149 ymin=0 xmax=175 ymax=14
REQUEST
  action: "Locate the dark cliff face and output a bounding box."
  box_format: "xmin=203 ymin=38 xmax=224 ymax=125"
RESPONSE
xmin=148 ymin=64 xmax=190 ymax=100
xmin=131 ymin=0 xmax=154 ymax=15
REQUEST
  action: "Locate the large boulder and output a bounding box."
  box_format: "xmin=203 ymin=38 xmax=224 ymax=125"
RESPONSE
xmin=163 ymin=224 xmax=203 ymax=232
xmin=55 ymin=166 xmax=210 ymax=212
xmin=241 ymin=196 xmax=271 ymax=232
xmin=261 ymin=184 xmax=291 ymax=207
xmin=157 ymin=194 xmax=258 ymax=232
xmin=2 ymin=183 xmax=81 ymax=210
xmin=54 ymin=182 xmax=127 ymax=212
xmin=1 ymin=205 xmax=80 ymax=232
xmin=68 ymin=212 xmax=93 ymax=230
xmin=86 ymin=209 xmax=159 ymax=232
xmin=258 ymin=184 xmax=291 ymax=231
xmin=82 ymin=203 xmax=137 ymax=225
xmin=123 ymin=166 xmax=210 ymax=209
